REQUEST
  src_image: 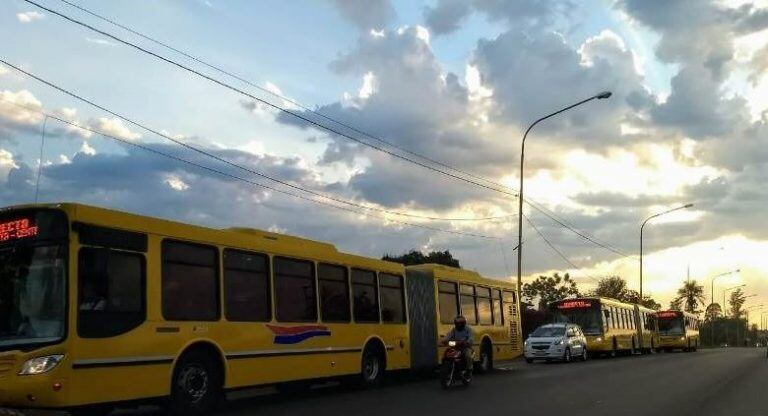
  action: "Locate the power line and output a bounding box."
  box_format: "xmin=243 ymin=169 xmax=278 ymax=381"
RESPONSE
xmin=523 ymin=213 xmax=599 ymax=282
xmin=24 ymin=0 xmax=632 ymax=258
xmin=0 ymin=59 xmax=513 ymax=224
xmin=22 ymin=0 xmax=518 ymax=199
xmin=54 ymin=0 xmax=522 ymax=195
xmin=3 ymin=98 xmax=501 ymax=239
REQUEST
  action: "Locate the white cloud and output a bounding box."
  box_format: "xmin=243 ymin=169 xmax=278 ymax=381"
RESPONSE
xmin=79 ymin=141 xmax=96 ymax=156
xmin=16 ymin=11 xmax=44 ymax=23
xmin=0 ymin=149 xmax=19 ymax=183
xmin=85 ymin=37 xmax=115 ymax=46
xmin=59 ymin=154 xmax=72 ymax=165
xmin=165 ymin=176 xmax=190 ymax=191
xmin=358 ymin=71 xmax=377 ymax=100
xmin=88 ymin=117 xmax=141 ymax=141
xmin=0 ymin=66 xmax=7 ymax=76
xmin=0 ymin=89 xmax=45 ymax=125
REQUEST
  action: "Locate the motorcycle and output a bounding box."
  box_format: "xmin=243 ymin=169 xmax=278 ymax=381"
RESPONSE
xmin=440 ymin=340 xmax=472 ymax=389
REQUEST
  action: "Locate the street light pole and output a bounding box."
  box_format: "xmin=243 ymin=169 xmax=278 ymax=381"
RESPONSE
xmin=709 ymin=269 xmax=739 ymax=346
xmin=739 ymin=295 xmax=758 ymax=347
xmin=516 ymin=91 xmax=612 ymax=291
xmin=639 ymin=203 xmax=694 ymax=298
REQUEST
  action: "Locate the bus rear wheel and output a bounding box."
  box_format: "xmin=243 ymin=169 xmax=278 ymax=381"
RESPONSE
xmin=477 ymin=341 xmax=493 ymax=373
xmin=360 ymin=345 xmax=385 ymax=387
xmin=168 ymin=350 xmax=223 ymax=416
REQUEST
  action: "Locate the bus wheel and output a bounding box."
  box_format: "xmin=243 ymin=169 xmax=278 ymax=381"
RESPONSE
xmin=630 ymin=339 xmax=636 ymax=356
xmin=168 ymin=349 xmax=223 ymax=416
xmin=360 ymin=345 xmax=385 ymax=387
xmin=477 ymin=341 xmax=493 ymax=374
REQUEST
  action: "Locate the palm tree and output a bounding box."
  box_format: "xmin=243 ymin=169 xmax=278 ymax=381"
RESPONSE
xmin=673 ymin=280 xmax=706 ymax=313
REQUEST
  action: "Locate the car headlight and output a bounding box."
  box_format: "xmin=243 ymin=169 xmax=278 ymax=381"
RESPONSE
xmin=552 ymin=339 xmax=564 ymax=346
xmin=19 ymin=355 xmax=64 ymax=376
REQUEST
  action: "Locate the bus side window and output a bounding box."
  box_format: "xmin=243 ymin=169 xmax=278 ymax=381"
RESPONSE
xmin=476 ymin=287 xmax=492 ymax=325
xmin=224 ymin=249 xmax=270 ymax=322
xmin=318 ymin=263 xmax=350 ymax=323
xmin=460 ymin=284 xmax=477 ymax=325
xmin=162 ymin=240 xmax=219 ymax=321
xmin=379 ymin=273 xmax=406 ymax=323
xmin=492 ymin=289 xmax=503 ymax=326
xmin=352 ymin=269 xmax=379 ymax=323
xmin=438 ymin=281 xmax=459 ymax=324
xmin=78 ymin=247 xmax=145 ymax=338
xmin=274 ymin=257 xmax=317 ymax=322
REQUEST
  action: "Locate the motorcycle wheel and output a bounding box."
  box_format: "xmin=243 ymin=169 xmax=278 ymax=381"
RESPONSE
xmin=439 ymin=361 xmax=455 ymax=389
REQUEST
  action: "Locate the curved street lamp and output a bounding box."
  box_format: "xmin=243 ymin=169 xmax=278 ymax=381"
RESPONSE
xmin=516 ymin=91 xmax=612 ymax=290
xmin=639 ymin=203 xmax=693 ymax=298
xmin=709 ymin=269 xmax=740 ymax=346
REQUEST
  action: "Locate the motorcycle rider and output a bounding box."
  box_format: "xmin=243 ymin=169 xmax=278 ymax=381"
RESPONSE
xmin=443 ymin=315 xmax=474 ymax=372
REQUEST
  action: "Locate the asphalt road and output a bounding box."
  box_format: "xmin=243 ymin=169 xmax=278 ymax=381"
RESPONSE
xmin=106 ymin=348 xmax=768 ymax=416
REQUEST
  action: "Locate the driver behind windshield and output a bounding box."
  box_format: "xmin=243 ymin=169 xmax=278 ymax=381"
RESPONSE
xmin=443 ymin=315 xmax=474 ymax=371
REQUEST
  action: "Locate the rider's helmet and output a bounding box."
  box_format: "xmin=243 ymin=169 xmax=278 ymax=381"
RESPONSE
xmin=454 ymin=315 xmax=467 ymax=330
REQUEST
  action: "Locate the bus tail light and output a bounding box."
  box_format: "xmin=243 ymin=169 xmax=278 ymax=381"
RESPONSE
xmin=18 ymin=355 xmax=64 ymax=375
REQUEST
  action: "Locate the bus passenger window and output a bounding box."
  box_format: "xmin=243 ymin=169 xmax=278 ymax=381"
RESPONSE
xmin=274 ymin=257 xmax=317 ymax=322
xmin=318 ymin=264 xmax=350 ymax=323
xmin=352 ymin=269 xmax=379 ymax=323
xmin=476 ymin=287 xmax=492 ymax=325
xmin=492 ymin=289 xmax=503 ymax=326
xmin=79 ymin=248 xmax=145 ymax=337
xmin=379 ymin=273 xmax=405 ymax=323
xmin=162 ymin=241 xmax=219 ymax=321
xmin=438 ymin=281 xmax=459 ymax=324
xmin=224 ymin=249 xmax=270 ymax=322
xmin=460 ymin=284 xmax=477 ymax=325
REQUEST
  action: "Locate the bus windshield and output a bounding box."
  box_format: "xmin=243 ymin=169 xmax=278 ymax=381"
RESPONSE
xmin=0 ymin=245 xmax=67 ymax=350
xmin=551 ymin=304 xmax=603 ymax=335
xmin=657 ymin=317 xmax=685 ymax=336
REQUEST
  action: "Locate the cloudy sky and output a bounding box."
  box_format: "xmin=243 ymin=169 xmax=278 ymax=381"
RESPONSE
xmin=3 ymin=0 xmax=768 ymax=322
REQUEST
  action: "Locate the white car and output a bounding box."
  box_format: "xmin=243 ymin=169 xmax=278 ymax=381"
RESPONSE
xmin=524 ymin=323 xmax=588 ymax=363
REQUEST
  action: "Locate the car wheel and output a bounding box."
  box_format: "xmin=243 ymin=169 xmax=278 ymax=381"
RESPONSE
xmin=580 ymin=348 xmax=588 ymax=362
xmin=563 ymin=348 xmax=572 ymax=363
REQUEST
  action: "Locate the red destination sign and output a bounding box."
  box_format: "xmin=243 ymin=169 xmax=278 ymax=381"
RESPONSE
xmin=557 ymin=300 xmax=592 ymax=309
xmin=0 ymin=218 xmax=38 ymax=242
xmin=656 ymin=311 xmax=680 ymax=319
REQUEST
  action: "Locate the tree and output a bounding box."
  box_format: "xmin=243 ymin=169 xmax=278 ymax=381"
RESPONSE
xmin=669 ymin=297 xmax=683 ymax=311
xmin=589 ymin=276 xmax=661 ymax=309
xmin=672 ymin=280 xmax=706 ymax=313
xmin=705 ymin=303 xmax=722 ymax=321
xmin=590 ymin=276 xmax=627 ymax=300
xmin=382 ymin=250 xmax=460 ymax=267
xmin=522 ymin=273 xmax=580 ymax=311
xmin=729 ymin=288 xmax=746 ymax=319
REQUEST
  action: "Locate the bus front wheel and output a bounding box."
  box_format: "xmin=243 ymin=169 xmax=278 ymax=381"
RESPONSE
xmin=168 ymin=349 xmax=223 ymax=416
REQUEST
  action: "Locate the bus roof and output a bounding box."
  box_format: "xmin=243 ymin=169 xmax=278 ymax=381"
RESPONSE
xmin=550 ymin=296 xmax=655 ymax=312
xmin=406 ymin=263 xmax=516 ymax=289
xmin=13 ymin=202 xmax=404 ymax=273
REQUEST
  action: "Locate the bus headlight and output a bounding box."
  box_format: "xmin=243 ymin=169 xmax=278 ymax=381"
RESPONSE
xmin=680 ymin=337 xmax=686 ymax=341
xmin=19 ymin=355 xmax=64 ymax=375
xmin=594 ymin=337 xmax=602 ymax=342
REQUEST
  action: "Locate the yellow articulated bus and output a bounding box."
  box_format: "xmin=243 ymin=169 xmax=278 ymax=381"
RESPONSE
xmin=405 ymin=264 xmax=521 ymax=373
xmin=0 ymin=203 xmax=521 ymax=415
xmin=549 ymin=297 xmax=658 ymax=356
xmin=655 ymin=310 xmax=699 ymax=352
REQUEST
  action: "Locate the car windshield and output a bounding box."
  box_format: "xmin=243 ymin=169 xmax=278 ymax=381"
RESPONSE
xmin=0 ymin=244 xmax=66 ymax=349
xmin=657 ymin=317 xmax=685 ymax=336
xmin=530 ymin=326 xmax=565 ymax=337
